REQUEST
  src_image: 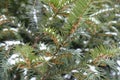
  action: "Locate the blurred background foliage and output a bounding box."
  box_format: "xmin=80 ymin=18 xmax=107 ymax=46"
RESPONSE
xmin=0 ymin=0 xmax=120 ymax=80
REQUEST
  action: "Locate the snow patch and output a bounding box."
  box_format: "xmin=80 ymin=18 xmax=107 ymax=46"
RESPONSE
xmin=23 ymin=68 xmax=28 ymax=75
xmin=3 ymin=28 xmax=8 ymax=31
xmin=30 ymin=77 xmax=36 ymax=80
xmin=115 ymin=14 xmax=120 ymax=17
xmin=88 ymin=65 xmax=98 ymax=73
xmin=8 ymin=54 xmax=24 ymax=65
xmin=116 ymin=66 xmax=120 ymax=75
xmin=33 ymin=8 xmax=38 ymax=24
xmin=105 ymin=32 xmax=117 ymax=36
xmin=89 ymin=17 xmax=100 ymax=24
xmin=39 ymin=43 xmax=47 ymax=50
xmin=71 ymin=70 xmax=79 ymax=73
xmin=108 ymin=21 xmax=117 ymax=24
xmin=43 ymin=56 xmax=52 ymax=61
xmin=90 ymin=8 xmax=114 ymax=17
xmin=4 ymin=41 xmax=23 ymax=50
xmin=117 ymin=60 xmax=120 ymax=66
xmin=83 ymin=72 xmax=87 ymax=75
xmin=57 ymin=15 xmax=63 ymax=20
xmin=0 ymin=43 xmax=5 ymax=47
xmin=3 ymin=28 xmax=18 ymax=32
xmin=49 ymin=17 xmax=53 ymax=20
xmin=10 ymin=28 xmax=18 ymax=32
xmin=63 ymin=74 xmax=71 ymax=79
xmin=0 ymin=15 xmax=7 ymax=21
xmin=83 ymin=41 xmax=88 ymax=44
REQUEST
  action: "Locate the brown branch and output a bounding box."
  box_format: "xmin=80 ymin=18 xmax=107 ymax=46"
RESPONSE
xmin=0 ymin=20 xmax=10 ymax=25
xmin=70 ymin=16 xmax=82 ymax=34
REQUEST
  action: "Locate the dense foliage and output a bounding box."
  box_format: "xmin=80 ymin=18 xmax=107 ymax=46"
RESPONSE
xmin=0 ymin=0 xmax=120 ymax=80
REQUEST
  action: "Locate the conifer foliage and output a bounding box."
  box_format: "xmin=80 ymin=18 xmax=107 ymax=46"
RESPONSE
xmin=0 ymin=0 xmax=120 ymax=80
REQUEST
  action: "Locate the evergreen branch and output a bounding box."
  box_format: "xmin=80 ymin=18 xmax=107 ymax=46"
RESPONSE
xmin=53 ymin=0 xmax=93 ymax=56
xmin=90 ymin=45 xmax=120 ymax=66
xmin=62 ymin=0 xmax=93 ymax=46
